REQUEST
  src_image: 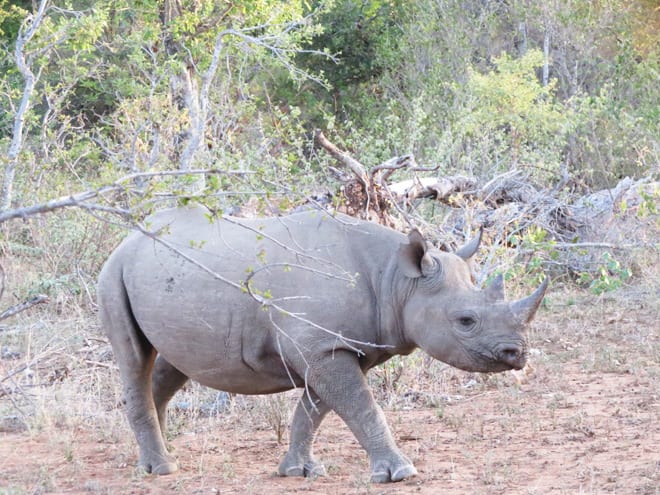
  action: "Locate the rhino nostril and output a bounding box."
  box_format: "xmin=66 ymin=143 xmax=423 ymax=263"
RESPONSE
xmin=498 ymin=346 xmax=523 ymax=364
xmin=503 ymin=348 xmax=519 ymax=359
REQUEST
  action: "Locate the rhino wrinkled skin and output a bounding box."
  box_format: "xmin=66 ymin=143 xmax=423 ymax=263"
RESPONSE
xmin=97 ymin=207 xmax=547 ymax=482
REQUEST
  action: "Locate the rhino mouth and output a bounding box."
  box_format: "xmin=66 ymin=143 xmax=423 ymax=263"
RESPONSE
xmin=465 ymin=347 xmax=528 ymax=372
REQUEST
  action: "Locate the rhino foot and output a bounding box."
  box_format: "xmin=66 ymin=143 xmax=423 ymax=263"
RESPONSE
xmin=370 ymin=459 xmax=417 ymax=483
xmin=278 ymin=456 xmax=326 ymax=478
xmin=139 ymin=454 xmax=179 ymax=475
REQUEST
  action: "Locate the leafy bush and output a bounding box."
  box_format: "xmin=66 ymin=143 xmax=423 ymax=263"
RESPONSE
xmin=579 ymin=252 xmax=632 ymax=295
xmin=450 ymin=50 xmax=574 ymax=180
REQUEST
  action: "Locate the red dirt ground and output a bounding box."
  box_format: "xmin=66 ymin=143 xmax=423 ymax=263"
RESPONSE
xmin=1 ymin=292 xmax=659 ymax=494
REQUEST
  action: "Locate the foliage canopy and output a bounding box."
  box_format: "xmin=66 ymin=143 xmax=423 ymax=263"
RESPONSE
xmin=0 ymin=0 xmax=657 ymax=297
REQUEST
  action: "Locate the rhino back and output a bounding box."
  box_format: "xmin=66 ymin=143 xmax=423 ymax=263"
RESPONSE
xmin=110 ymin=207 xmax=403 ymax=392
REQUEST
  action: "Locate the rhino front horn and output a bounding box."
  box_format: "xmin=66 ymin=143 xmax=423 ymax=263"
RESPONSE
xmin=510 ymin=277 xmax=549 ymax=324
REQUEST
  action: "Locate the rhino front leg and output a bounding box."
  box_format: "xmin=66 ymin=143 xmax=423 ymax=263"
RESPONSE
xmin=278 ymin=389 xmax=330 ymax=478
xmin=301 ymin=352 xmax=417 ymax=483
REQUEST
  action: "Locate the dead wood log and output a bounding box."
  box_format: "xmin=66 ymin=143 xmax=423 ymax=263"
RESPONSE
xmin=569 ymin=177 xmax=659 ymax=244
xmin=388 ymin=176 xmax=478 ymax=205
xmin=314 ymin=130 xmax=456 ymax=226
xmin=314 ymin=129 xmax=657 ymax=278
xmin=0 ymin=294 xmax=49 ymax=322
xmin=314 ymin=130 xmax=369 ymax=187
xmin=314 ymin=130 xmax=394 ymax=225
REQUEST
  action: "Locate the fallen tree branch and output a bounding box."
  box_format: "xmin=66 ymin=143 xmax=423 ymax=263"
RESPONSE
xmin=313 ymin=134 xmax=658 ymax=278
xmin=314 ymin=130 xmax=368 ymax=187
xmin=387 ymin=176 xmax=477 ymax=205
xmin=0 ymin=294 xmax=49 ymax=322
xmin=371 ymin=155 xmax=417 ymax=184
xmin=551 ymin=242 xmax=637 ymax=250
xmin=315 ymin=130 xmax=398 ymax=224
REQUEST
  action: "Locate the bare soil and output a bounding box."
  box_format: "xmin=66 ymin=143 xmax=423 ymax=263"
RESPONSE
xmin=1 ymin=287 xmax=659 ymax=495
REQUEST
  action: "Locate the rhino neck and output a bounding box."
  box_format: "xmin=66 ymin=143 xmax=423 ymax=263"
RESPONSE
xmin=375 ymin=255 xmax=417 ymax=356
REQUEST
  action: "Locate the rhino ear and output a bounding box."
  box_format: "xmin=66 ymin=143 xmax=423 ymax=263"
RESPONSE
xmin=397 ymin=229 xmax=436 ymax=278
xmin=455 ymin=227 xmax=483 ymax=261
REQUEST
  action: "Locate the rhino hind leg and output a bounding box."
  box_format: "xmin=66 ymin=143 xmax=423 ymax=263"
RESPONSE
xmin=278 ymin=389 xmax=330 ymax=478
xmin=152 ymin=355 xmax=189 ymax=440
xmin=99 ymin=284 xmax=178 ymax=475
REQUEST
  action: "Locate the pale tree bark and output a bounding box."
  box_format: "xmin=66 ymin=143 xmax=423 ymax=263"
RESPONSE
xmin=516 ymin=21 xmax=527 ymax=56
xmin=158 ymin=3 xmax=332 ymax=196
xmin=176 ymin=26 xmax=228 ymax=190
xmin=160 ymin=0 xmax=210 ymax=194
xmin=542 ymin=30 xmax=551 ymax=87
xmin=1 ymin=0 xmax=50 ymax=211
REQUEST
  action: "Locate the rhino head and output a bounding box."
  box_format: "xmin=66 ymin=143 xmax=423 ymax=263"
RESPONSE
xmin=397 ymin=229 xmax=547 ymax=373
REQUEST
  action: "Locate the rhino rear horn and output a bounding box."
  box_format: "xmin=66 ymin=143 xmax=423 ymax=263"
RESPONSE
xmin=397 ymin=229 xmax=436 ymax=278
xmin=455 ymin=227 xmax=483 ymax=260
xmin=486 ymin=273 xmax=506 ymax=301
xmin=510 ymin=277 xmax=549 ymax=323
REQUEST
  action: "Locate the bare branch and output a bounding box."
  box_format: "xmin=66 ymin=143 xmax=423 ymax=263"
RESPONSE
xmin=314 ymin=130 xmax=368 ymax=187
xmin=0 ymin=168 xmax=251 ymax=224
xmin=371 ymin=155 xmax=416 ymax=184
xmin=172 ymin=18 xmax=335 ymax=190
xmin=0 ymin=295 xmax=49 ymax=322
xmin=222 ymin=25 xmax=336 ymax=88
xmin=0 ymin=187 xmax=122 ymax=224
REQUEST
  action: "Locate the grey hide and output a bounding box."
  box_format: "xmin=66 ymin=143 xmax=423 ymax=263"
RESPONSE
xmin=97 ymin=206 xmax=547 ymax=482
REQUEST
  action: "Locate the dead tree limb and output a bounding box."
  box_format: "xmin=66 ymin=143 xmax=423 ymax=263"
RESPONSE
xmin=371 ymin=155 xmax=417 ymax=185
xmin=388 ymin=176 xmax=477 ymax=205
xmin=315 ymin=130 xmax=398 ymax=224
xmin=314 ymin=130 xmax=368 ymax=186
xmin=0 ymin=294 xmax=49 ymax=322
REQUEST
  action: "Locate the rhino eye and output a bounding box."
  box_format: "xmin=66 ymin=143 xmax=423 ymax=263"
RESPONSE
xmin=458 ymin=316 xmax=475 ymax=326
xmin=451 ymin=311 xmax=479 ymax=332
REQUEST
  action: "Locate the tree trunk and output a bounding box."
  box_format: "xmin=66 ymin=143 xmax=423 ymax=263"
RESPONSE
xmin=1 ymin=0 xmax=49 ymax=211
xmin=542 ymin=30 xmax=550 ymax=87
xmin=160 ymin=0 xmax=206 ymax=194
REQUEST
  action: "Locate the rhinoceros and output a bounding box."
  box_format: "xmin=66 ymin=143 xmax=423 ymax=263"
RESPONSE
xmin=97 ymin=206 xmax=547 ymax=482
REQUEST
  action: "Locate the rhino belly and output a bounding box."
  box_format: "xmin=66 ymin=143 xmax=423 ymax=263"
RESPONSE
xmin=133 ymin=300 xmax=302 ymax=394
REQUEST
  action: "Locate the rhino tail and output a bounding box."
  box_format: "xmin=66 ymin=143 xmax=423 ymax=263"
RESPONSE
xmin=98 ymin=258 xmax=155 ymax=367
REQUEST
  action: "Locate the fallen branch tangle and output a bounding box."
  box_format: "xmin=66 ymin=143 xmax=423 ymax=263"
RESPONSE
xmin=314 ymin=131 xmax=659 ymax=274
xmin=315 ymin=130 xmax=423 ymax=225
xmin=314 ymin=130 xmax=480 ymax=217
